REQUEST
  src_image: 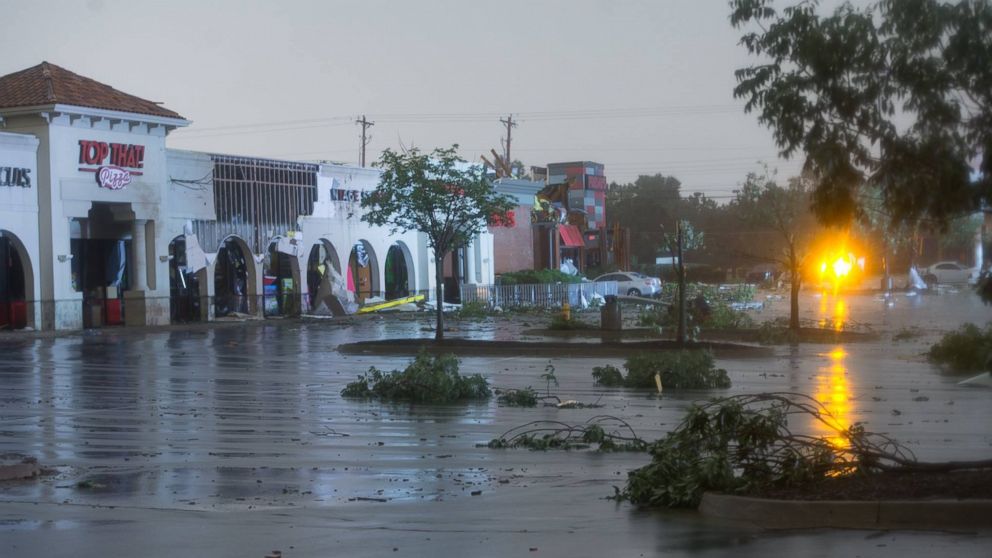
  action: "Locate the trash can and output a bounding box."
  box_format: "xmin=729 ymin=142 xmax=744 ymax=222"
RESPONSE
xmin=601 ymin=295 xmax=622 ymax=331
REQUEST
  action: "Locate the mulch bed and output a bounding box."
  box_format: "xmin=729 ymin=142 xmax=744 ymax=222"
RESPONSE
xmin=338 ymin=338 xmax=773 ymax=358
xmin=748 ymin=470 xmax=992 ymax=501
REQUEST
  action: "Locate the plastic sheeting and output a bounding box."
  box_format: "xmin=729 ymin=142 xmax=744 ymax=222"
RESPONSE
xmin=184 ymin=234 xmax=210 ymax=274
xmin=105 ymin=240 xmax=126 ymax=287
xmin=909 ymin=266 xmax=927 ymax=290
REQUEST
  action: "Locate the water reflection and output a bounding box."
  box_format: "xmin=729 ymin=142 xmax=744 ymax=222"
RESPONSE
xmin=812 ymin=347 xmax=854 ymax=449
xmin=816 ymin=291 xmax=848 ymax=331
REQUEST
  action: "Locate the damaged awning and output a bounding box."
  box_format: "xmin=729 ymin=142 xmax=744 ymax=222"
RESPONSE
xmin=559 ymin=224 xmax=584 ymax=248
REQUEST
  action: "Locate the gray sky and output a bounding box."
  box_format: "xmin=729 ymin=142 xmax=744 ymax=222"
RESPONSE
xmin=2 ymin=0 xmax=811 ymax=199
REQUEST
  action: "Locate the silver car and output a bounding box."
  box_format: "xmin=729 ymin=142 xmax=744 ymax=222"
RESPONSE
xmin=593 ymin=271 xmax=662 ymax=297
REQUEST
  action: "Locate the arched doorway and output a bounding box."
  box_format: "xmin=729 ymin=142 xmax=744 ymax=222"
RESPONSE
xmin=0 ymin=230 xmax=32 ymax=330
xmin=214 ymin=236 xmax=252 ymax=318
xmin=347 ymin=241 xmax=379 ymax=305
xmin=306 ymin=240 xmax=345 ymax=313
xmin=384 ymin=243 xmax=414 ymax=300
xmin=168 ymin=235 xmax=205 ymax=323
xmin=262 ymin=238 xmax=301 ymax=317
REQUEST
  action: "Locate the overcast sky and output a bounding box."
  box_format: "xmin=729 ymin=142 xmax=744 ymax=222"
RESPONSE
xmin=2 ymin=0 xmax=821 ymax=199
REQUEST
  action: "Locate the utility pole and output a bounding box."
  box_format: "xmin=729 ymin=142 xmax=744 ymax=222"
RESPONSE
xmin=676 ymin=219 xmax=687 ymax=346
xmin=356 ymin=115 xmax=374 ymax=167
xmin=499 ymin=114 xmax=516 ymax=175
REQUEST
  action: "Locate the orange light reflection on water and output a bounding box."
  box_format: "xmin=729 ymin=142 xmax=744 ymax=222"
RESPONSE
xmin=816 ymin=291 xmax=848 ymax=331
xmin=814 ymin=347 xmax=854 ymax=450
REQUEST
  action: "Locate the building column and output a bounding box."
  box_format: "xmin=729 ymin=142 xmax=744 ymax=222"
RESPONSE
xmin=131 ymin=219 xmax=148 ymax=291
xmin=465 ymin=242 xmax=477 ymax=285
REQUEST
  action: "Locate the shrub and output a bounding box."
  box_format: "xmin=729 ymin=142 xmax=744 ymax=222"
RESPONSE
xmin=341 ymin=351 xmax=491 ymax=402
xmin=927 ymin=323 xmax=992 ymax=372
xmin=456 ymin=300 xmax=490 ymax=319
xmin=756 ymin=319 xmax=801 ymax=345
xmin=591 ymin=364 xmax=625 ymax=387
xmin=706 ymin=303 xmax=754 ymax=330
xmin=637 ymin=305 xmax=673 ymax=330
xmin=658 ymin=283 xmax=755 ymax=304
xmin=592 ymin=351 xmax=730 ymax=389
xmin=626 ymin=351 xmax=730 ymax=389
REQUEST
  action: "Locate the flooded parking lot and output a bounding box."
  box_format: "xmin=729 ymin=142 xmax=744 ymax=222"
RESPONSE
xmin=1 ymin=290 xmax=991 ymax=557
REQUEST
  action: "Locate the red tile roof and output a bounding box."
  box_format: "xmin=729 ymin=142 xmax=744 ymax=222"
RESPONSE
xmin=0 ymin=61 xmax=184 ymax=120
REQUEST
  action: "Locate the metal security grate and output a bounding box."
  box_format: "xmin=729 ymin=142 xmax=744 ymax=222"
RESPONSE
xmin=194 ymin=155 xmax=318 ymax=253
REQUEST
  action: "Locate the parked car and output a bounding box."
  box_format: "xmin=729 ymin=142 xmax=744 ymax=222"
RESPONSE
xmin=920 ymin=261 xmax=979 ymax=286
xmin=593 ymin=271 xmax=661 ymax=297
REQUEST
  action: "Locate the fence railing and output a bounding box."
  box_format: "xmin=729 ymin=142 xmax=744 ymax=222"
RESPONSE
xmin=460 ymin=281 xmax=618 ymax=309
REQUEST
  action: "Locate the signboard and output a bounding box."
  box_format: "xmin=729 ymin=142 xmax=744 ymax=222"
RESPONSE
xmin=77 ymin=140 xmax=145 ymax=190
xmin=0 ymin=166 xmax=31 ymax=188
xmin=329 ymin=187 xmax=361 ymax=202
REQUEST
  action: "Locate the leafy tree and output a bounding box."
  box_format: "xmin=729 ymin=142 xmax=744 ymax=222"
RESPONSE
xmin=730 ymin=0 xmax=991 ymax=230
xmin=606 ymin=174 xmax=683 ymax=266
xmin=362 ymin=145 xmax=514 ymax=340
xmin=731 ymin=171 xmax=819 ymax=330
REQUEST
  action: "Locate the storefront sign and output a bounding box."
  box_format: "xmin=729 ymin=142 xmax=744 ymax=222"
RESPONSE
xmin=329 ymin=187 xmax=362 ymax=202
xmin=77 ymin=140 xmax=145 ymax=190
xmin=0 ymin=166 xmax=31 ymax=188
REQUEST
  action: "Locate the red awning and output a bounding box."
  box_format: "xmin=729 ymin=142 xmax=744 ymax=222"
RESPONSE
xmin=559 ymin=224 xmax=584 ymax=248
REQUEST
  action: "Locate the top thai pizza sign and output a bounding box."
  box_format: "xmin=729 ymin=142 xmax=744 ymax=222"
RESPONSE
xmin=77 ymin=140 xmax=145 ymax=190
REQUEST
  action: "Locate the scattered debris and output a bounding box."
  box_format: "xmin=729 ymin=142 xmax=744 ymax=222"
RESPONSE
xmin=0 ymin=453 xmax=40 ymax=481
xmin=486 ymin=416 xmax=647 ymax=452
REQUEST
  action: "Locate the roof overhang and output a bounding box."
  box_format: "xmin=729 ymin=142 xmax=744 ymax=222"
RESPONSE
xmin=0 ymin=103 xmax=191 ymax=131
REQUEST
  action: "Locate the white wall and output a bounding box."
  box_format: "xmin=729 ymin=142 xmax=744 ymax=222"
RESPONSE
xmin=0 ymin=131 xmax=41 ymax=329
xmin=300 ymin=164 xmax=422 ymax=304
xmin=2 ymin=106 xmax=186 ymax=329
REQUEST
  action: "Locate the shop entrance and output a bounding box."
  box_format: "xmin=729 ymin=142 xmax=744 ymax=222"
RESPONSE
xmin=263 ymin=240 xmax=300 ymax=317
xmin=168 ymin=236 xmax=203 ymax=323
xmin=214 ymin=236 xmax=251 ymax=318
xmin=384 ymin=243 xmax=412 ymax=300
xmin=70 ymin=203 xmax=132 ymax=328
xmin=306 ymin=240 xmax=344 ymax=314
xmin=347 ymin=241 xmax=377 ymax=305
xmin=0 ymin=231 xmax=31 ymax=330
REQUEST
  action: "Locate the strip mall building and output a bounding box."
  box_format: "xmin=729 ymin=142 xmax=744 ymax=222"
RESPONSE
xmin=0 ymin=62 xmax=498 ymax=330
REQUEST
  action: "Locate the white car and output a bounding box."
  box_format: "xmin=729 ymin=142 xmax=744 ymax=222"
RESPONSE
xmin=593 ymin=271 xmax=661 ymax=297
xmin=921 ymin=261 xmax=979 ymax=286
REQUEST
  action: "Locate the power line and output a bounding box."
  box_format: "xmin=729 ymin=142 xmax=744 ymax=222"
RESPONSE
xmin=167 ymin=103 xmax=747 ymax=138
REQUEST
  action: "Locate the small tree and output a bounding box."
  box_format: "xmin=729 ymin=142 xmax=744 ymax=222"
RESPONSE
xmin=362 ymin=145 xmax=514 ymax=340
xmin=733 ymin=171 xmax=819 ymax=331
xmin=663 ymin=220 xmax=704 ymax=345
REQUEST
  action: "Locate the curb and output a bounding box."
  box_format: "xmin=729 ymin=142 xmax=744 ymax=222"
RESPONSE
xmin=699 ymin=492 xmax=992 ymax=530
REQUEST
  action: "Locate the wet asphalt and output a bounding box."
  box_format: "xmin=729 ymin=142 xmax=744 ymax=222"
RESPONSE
xmin=1 ymin=289 xmax=991 ymax=557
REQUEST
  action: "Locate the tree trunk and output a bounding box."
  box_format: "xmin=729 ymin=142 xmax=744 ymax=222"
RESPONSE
xmin=790 ymin=258 xmax=801 ymax=331
xmin=434 ymin=252 xmax=446 ymax=341
xmin=676 ymin=221 xmax=687 ymax=346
